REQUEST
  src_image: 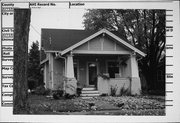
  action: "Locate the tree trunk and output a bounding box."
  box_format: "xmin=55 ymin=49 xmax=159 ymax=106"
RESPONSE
xmin=13 ymin=9 xmax=31 ymax=114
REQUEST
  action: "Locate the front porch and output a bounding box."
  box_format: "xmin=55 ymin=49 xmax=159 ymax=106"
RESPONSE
xmin=63 ymin=54 xmax=141 ymax=96
xmin=73 ymin=55 xmax=130 ymax=87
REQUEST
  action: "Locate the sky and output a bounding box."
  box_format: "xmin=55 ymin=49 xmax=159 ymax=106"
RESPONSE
xmin=28 ymin=8 xmax=86 ymax=49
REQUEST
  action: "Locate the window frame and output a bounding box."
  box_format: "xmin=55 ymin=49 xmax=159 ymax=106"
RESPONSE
xmin=106 ymin=60 xmax=122 ymax=78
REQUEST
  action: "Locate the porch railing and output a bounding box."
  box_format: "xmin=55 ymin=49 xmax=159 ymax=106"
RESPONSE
xmin=97 ymin=76 xmax=131 ymax=96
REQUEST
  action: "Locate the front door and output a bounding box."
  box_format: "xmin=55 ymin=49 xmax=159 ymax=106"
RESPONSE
xmin=88 ymin=62 xmax=97 ymax=86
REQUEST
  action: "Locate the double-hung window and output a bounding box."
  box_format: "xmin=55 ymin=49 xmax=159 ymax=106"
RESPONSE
xmin=107 ymin=61 xmax=121 ymax=78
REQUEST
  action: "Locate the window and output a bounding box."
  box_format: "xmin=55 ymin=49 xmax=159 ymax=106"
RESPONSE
xmin=107 ymin=61 xmax=120 ymax=78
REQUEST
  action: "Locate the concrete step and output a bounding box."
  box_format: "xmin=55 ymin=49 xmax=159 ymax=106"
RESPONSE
xmin=81 ymin=90 xmax=99 ymax=94
xmin=82 ymin=87 xmax=96 ymax=91
xmin=81 ymin=87 xmax=100 ymax=97
xmin=80 ymin=96 xmax=94 ymax=99
xmin=81 ymin=93 xmax=100 ymax=97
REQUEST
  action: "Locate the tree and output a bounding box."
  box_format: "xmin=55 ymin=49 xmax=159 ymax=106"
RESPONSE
xmin=14 ymin=9 xmax=31 ymax=113
xmin=28 ymin=41 xmax=43 ymax=90
xmin=83 ymin=9 xmax=127 ymax=38
xmin=83 ymin=9 xmax=165 ymax=92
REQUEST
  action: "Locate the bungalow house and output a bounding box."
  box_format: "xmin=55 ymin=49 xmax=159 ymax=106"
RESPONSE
xmin=40 ymin=28 xmax=146 ymax=97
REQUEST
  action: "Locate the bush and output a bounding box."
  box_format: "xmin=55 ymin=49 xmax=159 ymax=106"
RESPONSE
xmin=52 ymin=90 xmax=64 ymax=100
xmin=77 ymin=88 xmax=82 ymax=97
xmin=44 ymin=88 xmax=51 ymax=95
xmin=110 ymin=85 xmax=118 ymax=96
xmin=34 ymin=85 xmax=46 ymax=95
xmin=33 ymin=85 xmax=51 ymax=95
xmin=119 ymin=84 xmax=131 ymax=96
xmin=64 ymin=93 xmax=75 ymax=99
xmin=28 ymin=79 xmax=37 ymax=90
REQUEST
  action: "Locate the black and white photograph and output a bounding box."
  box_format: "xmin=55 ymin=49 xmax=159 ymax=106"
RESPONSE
xmin=1 ymin=0 xmax=180 ymax=122
xmin=13 ymin=5 xmax=166 ymax=115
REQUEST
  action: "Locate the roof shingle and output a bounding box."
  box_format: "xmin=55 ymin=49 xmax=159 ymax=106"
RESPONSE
xmin=41 ymin=28 xmax=97 ymax=51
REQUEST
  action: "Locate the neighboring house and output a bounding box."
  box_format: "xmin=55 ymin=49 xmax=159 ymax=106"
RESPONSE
xmin=40 ymin=28 xmax=146 ymax=96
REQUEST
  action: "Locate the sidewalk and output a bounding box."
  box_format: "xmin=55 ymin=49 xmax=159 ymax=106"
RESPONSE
xmin=58 ymin=109 xmax=123 ymax=115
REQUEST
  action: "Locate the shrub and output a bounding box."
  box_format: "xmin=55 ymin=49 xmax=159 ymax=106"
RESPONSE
xmin=110 ymin=85 xmax=118 ymax=96
xmin=28 ymin=78 xmax=37 ymax=90
xmin=52 ymin=90 xmax=64 ymax=100
xmin=119 ymin=84 xmax=131 ymax=96
xmin=77 ymin=88 xmax=82 ymax=97
xmin=34 ymin=85 xmax=46 ymax=95
xmin=44 ymin=88 xmax=51 ymax=95
xmin=64 ymin=93 xmax=75 ymax=99
xmin=34 ymin=85 xmax=51 ymax=95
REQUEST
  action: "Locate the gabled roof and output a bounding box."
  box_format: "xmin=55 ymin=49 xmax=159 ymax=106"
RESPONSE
xmin=41 ymin=28 xmax=146 ymax=57
xmin=41 ymin=28 xmax=97 ymax=51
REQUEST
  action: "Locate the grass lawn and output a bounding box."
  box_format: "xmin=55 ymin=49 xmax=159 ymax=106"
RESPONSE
xmin=28 ymin=94 xmax=165 ymax=115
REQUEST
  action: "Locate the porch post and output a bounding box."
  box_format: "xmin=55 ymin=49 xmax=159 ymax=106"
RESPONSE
xmin=65 ymin=53 xmax=77 ymax=95
xmin=130 ymin=53 xmax=141 ymax=95
xmin=66 ymin=54 xmax=74 ymax=78
xmin=130 ymin=54 xmax=139 ymax=77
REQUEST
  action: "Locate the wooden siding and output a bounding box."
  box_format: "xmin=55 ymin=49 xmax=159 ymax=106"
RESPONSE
xmin=75 ymin=42 xmax=88 ymax=50
xmin=73 ymin=35 xmax=131 ymax=53
xmin=78 ymin=58 xmax=87 ymax=87
xmin=89 ymin=36 xmax=101 ymax=50
xmin=48 ymin=53 xmax=53 ymax=89
xmin=103 ymin=36 xmax=114 ymax=51
xmin=53 ymin=58 xmax=64 ymax=90
xmin=44 ymin=62 xmax=49 ymax=89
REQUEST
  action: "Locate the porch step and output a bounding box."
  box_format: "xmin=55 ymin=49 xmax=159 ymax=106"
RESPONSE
xmin=81 ymin=96 xmax=94 ymax=99
xmin=82 ymin=87 xmax=96 ymax=91
xmin=81 ymin=87 xmax=100 ymax=97
xmin=81 ymin=93 xmax=100 ymax=97
xmin=81 ymin=90 xmax=99 ymax=94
